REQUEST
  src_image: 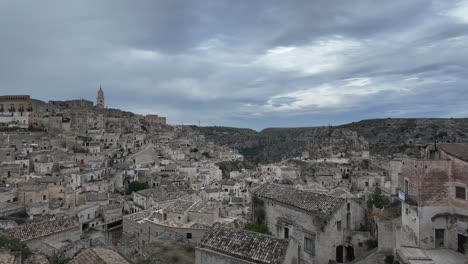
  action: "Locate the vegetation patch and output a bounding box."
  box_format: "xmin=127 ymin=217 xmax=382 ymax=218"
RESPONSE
xmin=244 ymin=222 xmax=271 ymax=235
xmin=367 ymin=187 xmax=390 ymax=209
xmin=127 ymin=181 xmax=149 ymax=194
xmin=0 ymin=235 xmax=32 ymax=258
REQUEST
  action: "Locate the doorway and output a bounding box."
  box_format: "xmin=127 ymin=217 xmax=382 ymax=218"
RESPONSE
xmin=346 ymin=246 xmax=355 ymax=262
xmin=458 ymin=234 xmax=467 ymax=254
xmin=435 ymin=229 xmax=445 ymax=248
xmin=336 ymin=245 xmax=343 ymax=263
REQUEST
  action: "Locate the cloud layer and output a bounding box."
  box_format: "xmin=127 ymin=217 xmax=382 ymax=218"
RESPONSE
xmin=1 ymin=0 xmax=468 ymax=130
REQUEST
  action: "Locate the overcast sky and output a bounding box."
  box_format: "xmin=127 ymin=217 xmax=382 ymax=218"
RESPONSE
xmin=1 ymin=1 xmax=468 ymax=130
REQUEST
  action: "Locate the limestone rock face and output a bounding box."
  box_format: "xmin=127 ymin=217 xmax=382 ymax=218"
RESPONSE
xmin=192 ymin=118 xmax=468 ymax=163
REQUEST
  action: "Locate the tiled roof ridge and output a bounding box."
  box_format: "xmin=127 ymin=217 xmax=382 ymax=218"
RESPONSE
xmin=254 ymin=183 xmax=345 ymax=217
xmin=200 ymin=224 xmax=288 ymax=264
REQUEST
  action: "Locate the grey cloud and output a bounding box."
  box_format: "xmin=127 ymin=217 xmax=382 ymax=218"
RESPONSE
xmin=0 ymin=0 xmax=467 ymax=129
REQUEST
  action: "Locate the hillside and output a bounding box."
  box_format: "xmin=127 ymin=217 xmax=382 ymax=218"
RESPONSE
xmin=192 ymin=118 xmax=468 ymax=164
xmin=338 ymin=118 xmax=468 ymax=157
xmin=192 ymin=126 xmax=368 ymax=164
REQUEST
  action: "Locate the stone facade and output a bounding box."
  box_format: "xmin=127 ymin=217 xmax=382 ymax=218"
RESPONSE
xmin=0 ymin=95 xmax=31 ymax=113
xmin=399 ymin=144 xmax=468 ymax=254
xmin=96 ymin=86 xmax=105 ymax=109
xmin=254 ymin=184 xmax=369 ymax=264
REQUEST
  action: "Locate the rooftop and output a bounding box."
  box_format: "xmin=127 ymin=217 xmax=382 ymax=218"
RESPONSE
xmin=0 ymin=252 xmax=16 ymax=264
xmin=396 ymin=247 xmax=466 ymax=264
xmin=254 ymin=184 xmax=345 ymax=217
xmin=7 ymin=217 xmax=80 ymax=242
xmin=70 ymin=247 xmax=131 ymax=264
xmin=437 ymin=143 xmax=468 ymax=162
xmin=189 ymin=200 xmax=218 ymax=214
xmin=0 ymin=202 xmax=24 ymax=213
xmin=199 ymin=224 xmax=289 ymax=264
xmin=136 ymin=187 xmax=188 ymax=202
xmin=164 ymin=199 xmax=195 ymax=214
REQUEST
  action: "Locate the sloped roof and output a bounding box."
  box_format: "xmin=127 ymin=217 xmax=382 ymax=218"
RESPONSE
xmin=437 ymin=143 xmax=468 ymax=162
xmin=200 ymin=225 xmax=288 ymax=264
xmin=164 ymin=199 xmax=194 ymax=214
xmin=70 ymin=247 xmax=131 ymax=264
xmin=7 ymin=218 xmax=80 ymax=242
xmin=136 ymin=186 xmax=188 ymax=202
xmin=254 ymin=184 xmax=345 ymax=218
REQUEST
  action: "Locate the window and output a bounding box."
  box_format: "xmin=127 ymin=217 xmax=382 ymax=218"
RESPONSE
xmin=365 ymin=182 xmax=369 ymax=187
xmin=43 ymin=195 xmax=46 ymax=200
xmin=456 ymin=186 xmax=466 ymax=200
xmin=404 ymin=180 xmax=409 ymax=195
xmin=186 ymin=233 xmax=192 ymax=239
xmin=337 ymin=221 xmax=342 ymax=231
xmin=284 ymin=227 xmax=289 ymax=239
xmin=304 ymin=236 xmax=315 ymax=255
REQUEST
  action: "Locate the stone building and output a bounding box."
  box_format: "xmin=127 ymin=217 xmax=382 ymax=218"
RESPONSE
xmin=196 ymin=224 xmax=293 ymax=264
xmin=6 ymin=217 xmax=81 ymax=252
xmin=70 ymin=247 xmax=131 ymax=264
xmin=17 ymin=185 xmax=49 ymax=205
xmin=397 ymin=143 xmax=468 ymax=257
xmin=48 ymin=99 xmax=94 ymax=112
xmin=132 ymin=186 xmax=190 ymax=212
xmin=253 ymin=184 xmax=370 ymax=264
xmin=123 ymin=207 xmax=210 ymax=249
xmin=0 ymin=96 xmax=31 ymax=128
xmin=0 ymin=95 xmax=32 ymax=113
xmin=144 ymin=114 xmax=166 ymax=125
xmin=96 ymin=86 xmax=105 ymax=109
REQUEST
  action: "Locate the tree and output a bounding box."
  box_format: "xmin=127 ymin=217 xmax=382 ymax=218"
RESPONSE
xmin=367 ymin=187 xmax=390 ymax=209
xmin=127 ymin=181 xmax=149 ymax=194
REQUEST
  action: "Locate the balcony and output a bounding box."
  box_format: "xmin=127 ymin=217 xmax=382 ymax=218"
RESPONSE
xmin=398 ymin=191 xmax=418 ymax=206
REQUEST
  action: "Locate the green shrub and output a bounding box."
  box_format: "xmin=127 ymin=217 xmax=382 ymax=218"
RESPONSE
xmin=367 ymin=187 xmax=390 ymax=209
xmin=0 ymin=236 xmax=32 ymax=258
xmin=127 ymin=181 xmax=149 ymax=194
xmin=244 ymin=222 xmax=271 ymax=235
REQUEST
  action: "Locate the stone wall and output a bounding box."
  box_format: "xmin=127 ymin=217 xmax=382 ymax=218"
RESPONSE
xmin=258 ymin=197 xmax=367 ymax=264
xmin=195 ymin=248 xmax=257 ymax=264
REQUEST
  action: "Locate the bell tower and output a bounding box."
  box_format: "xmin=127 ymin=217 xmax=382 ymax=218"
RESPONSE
xmin=96 ymin=85 xmax=105 ymax=108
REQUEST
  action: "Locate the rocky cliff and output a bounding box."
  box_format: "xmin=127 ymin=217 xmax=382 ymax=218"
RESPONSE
xmin=191 ymin=118 xmax=468 ymax=164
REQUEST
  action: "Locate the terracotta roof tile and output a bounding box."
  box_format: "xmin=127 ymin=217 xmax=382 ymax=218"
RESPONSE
xmin=254 ymin=184 xmax=345 ymax=218
xmin=200 ymin=225 xmax=288 ymax=264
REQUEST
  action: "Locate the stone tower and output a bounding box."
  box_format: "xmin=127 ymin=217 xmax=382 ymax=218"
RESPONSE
xmin=96 ymin=85 xmax=105 ymax=108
